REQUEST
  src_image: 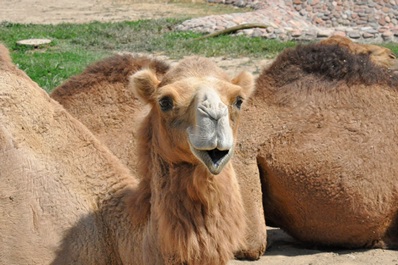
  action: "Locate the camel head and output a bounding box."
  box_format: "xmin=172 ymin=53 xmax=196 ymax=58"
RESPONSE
xmin=129 ymin=56 xmax=254 ymax=175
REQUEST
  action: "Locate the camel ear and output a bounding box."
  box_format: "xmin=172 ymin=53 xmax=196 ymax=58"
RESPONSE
xmin=129 ymin=68 xmax=160 ymax=104
xmin=232 ymin=71 xmax=255 ymax=98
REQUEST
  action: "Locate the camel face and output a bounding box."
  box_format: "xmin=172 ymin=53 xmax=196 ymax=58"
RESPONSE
xmin=186 ymin=79 xmax=241 ymax=175
xmin=130 ymin=57 xmax=254 ymax=175
xmin=186 ymin=88 xmax=228 ymax=173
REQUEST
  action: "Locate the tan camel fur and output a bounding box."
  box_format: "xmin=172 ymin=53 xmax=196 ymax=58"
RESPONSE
xmin=248 ymin=42 xmax=398 ymax=249
xmin=0 ymin=44 xmax=138 ymax=264
xmin=129 ymin=56 xmax=255 ymax=264
xmin=320 ymin=35 xmax=398 ymax=70
xmin=51 ymin=54 xmax=170 ymax=174
xmin=0 ymin=44 xmax=256 ymax=264
xmin=51 ymin=54 xmax=267 ymax=260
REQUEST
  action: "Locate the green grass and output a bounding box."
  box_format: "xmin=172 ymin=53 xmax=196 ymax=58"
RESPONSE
xmin=0 ymin=19 xmax=296 ymax=92
xmin=2 ymin=19 xmax=398 ymax=93
xmin=380 ymin=42 xmax=398 ymax=55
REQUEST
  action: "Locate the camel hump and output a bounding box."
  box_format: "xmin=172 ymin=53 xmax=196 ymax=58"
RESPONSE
xmin=263 ymin=42 xmax=398 ymax=91
xmin=0 ymin=44 xmax=13 ymax=69
xmin=50 ymin=53 xmax=170 ymax=101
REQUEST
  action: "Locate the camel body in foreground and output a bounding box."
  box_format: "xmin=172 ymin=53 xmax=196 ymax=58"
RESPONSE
xmin=0 ymin=45 xmax=256 ymax=264
xmin=0 ymin=44 xmax=137 ymax=264
xmin=247 ymin=42 xmax=398 ymax=248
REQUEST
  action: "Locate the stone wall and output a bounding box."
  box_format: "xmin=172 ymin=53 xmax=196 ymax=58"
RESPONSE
xmin=197 ymin=0 xmax=398 ymax=42
xmin=293 ymin=1 xmax=398 ymax=32
xmin=207 ymin=0 xmax=267 ymax=9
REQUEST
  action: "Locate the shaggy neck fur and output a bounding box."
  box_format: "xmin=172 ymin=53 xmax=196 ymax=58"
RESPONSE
xmin=136 ymin=110 xmax=246 ymax=265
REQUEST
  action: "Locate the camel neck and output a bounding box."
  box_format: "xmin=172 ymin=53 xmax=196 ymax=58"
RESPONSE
xmin=148 ymin=155 xmax=245 ymax=264
xmin=152 ymin=154 xmax=225 ymax=194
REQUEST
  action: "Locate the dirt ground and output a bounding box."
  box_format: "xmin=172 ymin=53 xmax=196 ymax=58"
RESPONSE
xmin=0 ymin=0 xmax=219 ymax=24
xmin=1 ymin=1 xmax=397 ymax=264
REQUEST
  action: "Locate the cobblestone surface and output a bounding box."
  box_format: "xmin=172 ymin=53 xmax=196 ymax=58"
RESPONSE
xmin=177 ymin=0 xmax=398 ymax=42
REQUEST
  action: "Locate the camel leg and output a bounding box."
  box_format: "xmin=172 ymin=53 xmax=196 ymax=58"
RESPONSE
xmin=233 ymin=155 xmax=267 ymax=260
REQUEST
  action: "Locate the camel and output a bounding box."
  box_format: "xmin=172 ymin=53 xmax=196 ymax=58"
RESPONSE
xmin=0 ymin=43 xmax=257 ymax=264
xmin=320 ymin=35 xmax=398 ymax=70
xmin=126 ymin=56 xmax=255 ymax=264
xmin=50 ymin=36 xmax=398 ymax=251
xmin=247 ymin=41 xmax=398 ymax=249
xmin=51 ymin=54 xmax=267 ymax=260
xmin=0 ymin=44 xmax=136 ymax=264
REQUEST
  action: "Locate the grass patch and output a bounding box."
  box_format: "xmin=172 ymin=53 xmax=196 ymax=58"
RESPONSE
xmin=3 ymin=19 xmax=398 ymax=93
xmin=170 ymin=33 xmax=296 ymax=58
xmin=0 ymin=19 xmax=296 ymax=92
xmin=380 ymin=42 xmax=398 ymax=55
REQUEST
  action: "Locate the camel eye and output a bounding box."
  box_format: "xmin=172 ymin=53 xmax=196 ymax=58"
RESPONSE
xmin=159 ymin=96 xmax=173 ymax=112
xmin=234 ymin=96 xmax=243 ymax=109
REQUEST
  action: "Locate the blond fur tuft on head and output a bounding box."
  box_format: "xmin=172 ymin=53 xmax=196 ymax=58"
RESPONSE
xmin=129 ymin=68 xmax=161 ymax=104
xmin=232 ymin=70 xmax=255 ymax=99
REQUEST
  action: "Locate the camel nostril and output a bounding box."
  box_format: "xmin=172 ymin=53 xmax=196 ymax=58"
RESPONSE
xmin=207 ymin=149 xmax=229 ymax=165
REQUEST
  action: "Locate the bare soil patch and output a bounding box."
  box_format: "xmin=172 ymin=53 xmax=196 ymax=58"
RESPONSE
xmin=0 ymin=0 xmax=235 ymax=24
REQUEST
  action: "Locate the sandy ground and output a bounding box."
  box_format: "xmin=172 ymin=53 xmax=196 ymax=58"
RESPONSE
xmin=1 ymin=0 xmax=397 ymax=264
xmin=0 ymin=0 xmax=221 ymax=24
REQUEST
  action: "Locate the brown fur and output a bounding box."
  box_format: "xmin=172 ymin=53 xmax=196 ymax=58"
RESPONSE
xmin=0 ymin=45 xmax=258 ymax=264
xmin=248 ymin=42 xmax=398 ymax=249
xmin=0 ymin=44 xmax=143 ymax=264
xmin=51 ymin=54 xmax=267 ymax=260
xmin=51 ymin=54 xmax=170 ymax=175
xmin=130 ymin=56 xmax=254 ymax=264
xmin=320 ymin=35 xmax=398 ymax=70
xmin=51 ymin=54 xmax=170 ymax=224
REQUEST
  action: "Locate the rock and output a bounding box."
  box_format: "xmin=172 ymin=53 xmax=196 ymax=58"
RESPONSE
xmin=291 ymin=29 xmax=302 ymax=37
xmin=348 ymin=30 xmax=361 ymax=38
xmin=317 ymin=29 xmax=334 ymax=37
xmin=379 ymin=17 xmax=387 ymax=26
xmin=362 ymin=32 xmax=375 ymax=38
xmin=382 ymin=31 xmax=394 ymax=40
xmin=332 ymin=30 xmax=347 ymax=37
xmin=16 ymin=38 xmax=52 ymax=48
xmin=266 ymin=26 xmax=275 ymax=33
xmin=299 ymin=9 xmax=308 ymax=16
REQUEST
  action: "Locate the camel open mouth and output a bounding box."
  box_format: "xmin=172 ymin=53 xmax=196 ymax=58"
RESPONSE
xmin=207 ymin=149 xmax=229 ymax=165
xmin=189 ymin=145 xmax=233 ymax=175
